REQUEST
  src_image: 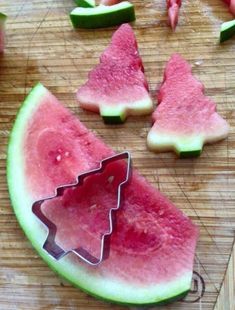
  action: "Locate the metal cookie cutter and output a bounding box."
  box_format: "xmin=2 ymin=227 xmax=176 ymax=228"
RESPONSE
xmin=32 ymin=151 xmax=132 ymax=266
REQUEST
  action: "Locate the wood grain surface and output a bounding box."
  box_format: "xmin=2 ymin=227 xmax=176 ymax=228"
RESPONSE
xmin=0 ymin=0 xmax=234 ymax=309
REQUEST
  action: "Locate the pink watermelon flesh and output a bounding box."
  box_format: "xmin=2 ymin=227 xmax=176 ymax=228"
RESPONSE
xmin=147 ymin=54 xmax=229 ymax=157
xmin=100 ymin=0 xmax=123 ymax=5
xmin=76 ymin=24 xmax=152 ymax=123
xmin=42 ymin=160 xmax=128 ymax=259
xmin=23 ymin=84 xmax=197 ymax=290
xmin=100 ymin=22 xmax=144 ymax=70
xmin=167 ymin=0 xmax=182 ymax=30
xmin=223 ymin=0 xmax=235 ymax=15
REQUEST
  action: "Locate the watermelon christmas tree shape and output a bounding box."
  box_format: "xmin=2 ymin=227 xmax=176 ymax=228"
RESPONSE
xmin=8 ymin=83 xmax=198 ymax=306
xmin=76 ymin=24 xmax=153 ymax=123
xmin=32 ymin=152 xmax=131 ymax=265
xmin=0 ymin=12 xmax=7 ymax=53
xmin=147 ymin=54 xmax=229 ymax=157
xmin=167 ymin=0 xmax=182 ymax=30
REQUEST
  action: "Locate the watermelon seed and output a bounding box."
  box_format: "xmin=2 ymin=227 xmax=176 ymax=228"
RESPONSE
xmin=90 ymin=204 xmax=97 ymax=211
xmin=56 ymin=154 xmax=62 ymax=162
xmin=108 ymin=176 xmax=114 ymax=184
xmin=159 ymin=210 xmax=164 ymax=216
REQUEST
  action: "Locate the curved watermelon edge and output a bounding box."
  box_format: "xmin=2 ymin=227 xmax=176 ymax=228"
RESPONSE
xmin=7 ymin=83 xmax=193 ymax=306
xmin=38 ymin=254 xmax=190 ymax=308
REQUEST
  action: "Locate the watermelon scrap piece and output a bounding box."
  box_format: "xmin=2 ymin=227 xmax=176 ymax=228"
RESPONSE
xmin=0 ymin=12 xmax=7 ymax=53
xmin=220 ymin=19 xmax=235 ymax=42
xmin=147 ymin=54 xmax=229 ymax=157
xmin=70 ymin=2 xmax=135 ymax=29
xmin=77 ymin=24 xmax=152 ymax=123
xmin=167 ymin=0 xmax=182 ymax=30
xmin=8 ymin=83 xmax=198 ymax=306
xmin=74 ymin=0 xmax=96 ymax=8
xmin=223 ymin=0 xmax=235 ymax=15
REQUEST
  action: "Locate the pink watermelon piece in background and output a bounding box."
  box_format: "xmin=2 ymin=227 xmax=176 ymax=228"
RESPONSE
xmin=76 ymin=24 xmax=153 ymax=124
xmin=100 ymin=0 xmax=123 ymax=5
xmin=167 ymin=0 xmax=182 ymax=30
xmin=8 ymin=83 xmax=198 ymax=306
xmin=147 ymin=54 xmax=229 ymax=157
xmin=223 ymin=0 xmax=235 ymax=15
xmin=0 ymin=13 xmax=7 ymax=53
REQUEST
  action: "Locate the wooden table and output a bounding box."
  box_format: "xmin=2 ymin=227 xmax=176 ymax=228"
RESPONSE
xmin=0 ymin=0 xmax=234 ymax=309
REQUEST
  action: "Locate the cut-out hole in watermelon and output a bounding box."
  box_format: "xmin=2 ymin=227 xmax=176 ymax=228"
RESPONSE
xmin=147 ymin=54 xmax=229 ymax=158
xmin=8 ymin=83 xmax=198 ymax=306
xmin=76 ymin=24 xmax=153 ymax=124
xmin=32 ymin=152 xmax=131 ymax=265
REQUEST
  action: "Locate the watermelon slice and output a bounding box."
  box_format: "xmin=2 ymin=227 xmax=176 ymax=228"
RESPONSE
xmin=77 ymin=24 xmax=152 ymax=123
xmin=8 ymin=83 xmax=198 ymax=306
xmin=147 ymin=54 xmax=229 ymax=158
xmin=70 ymin=2 xmax=135 ymax=29
xmin=167 ymin=0 xmax=182 ymax=30
xmin=223 ymin=0 xmax=235 ymax=15
xmin=74 ymin=0 xmax=96 ymax=8
xmin=0 ymin=12 xmax=7 ymax=53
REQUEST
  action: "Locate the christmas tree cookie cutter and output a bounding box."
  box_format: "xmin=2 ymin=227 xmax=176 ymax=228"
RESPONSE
xmin=32 ymin=151 xmax=132 ymax=266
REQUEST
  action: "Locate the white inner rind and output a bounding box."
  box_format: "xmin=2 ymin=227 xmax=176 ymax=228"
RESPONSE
xmin=99 ymin=97 xmax=153 ymax=119
xmin=71 ymin=2 xmax=133 ymax=16
xmin=8 ymin=83 xmax=192 ymax=305
xmin=147 ymin=130 xmax=204 ymax=154
xmin=221 ymin=19 xmax=235 ymax=32
xmin=147 ymin=113 xmax=229 ymax=155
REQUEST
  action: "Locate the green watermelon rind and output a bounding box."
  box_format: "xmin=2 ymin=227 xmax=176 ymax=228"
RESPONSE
xmin=0 ymin=12 xmax=7 ymax=21
xmin=74 ymin=0 xmax=96 ymax=8
xmin=220 ymin=19 xmax=235 ymax=43
xmin=7 ymin=83 xmax=192 ymax=306
xmin=99 ymin=99 xmax=153 ymax=124
xmin=70 ymin=2 xmax=135 ymax=29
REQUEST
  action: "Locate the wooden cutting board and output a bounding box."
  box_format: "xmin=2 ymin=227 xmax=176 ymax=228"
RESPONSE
xmin=0 ymin=0 xmax=234 ymax=309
